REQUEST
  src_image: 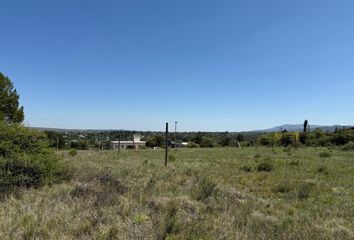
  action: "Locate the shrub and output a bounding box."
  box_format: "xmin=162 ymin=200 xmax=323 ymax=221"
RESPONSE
xmin=200 ymin=137 xmax=215 ymax=148
xmin=169 ymin=154 xmax=176 ymax=162
xmin=254 ymin=154 xmax=261 ymax=159
xmin=0 ymin=153 xmax=67 ymax=193
xmin=69 ymin=149 xmax=78 ymax=157
xmin=341 ymin=141 xmax=354 ymax=151
xmin=159 ymin=203 xmax=181 ymax=238
xmin=0 ymin=122 xmax=48 ymax=158
xmin=187 ymin=142 xmax=200 ymax=148
xmin=134 ymin=213 xmax=149 ymax=225
xmin=297 ymin=182 xmax=315 ymax=200
xmin=289 ymin=160 xmax=300 ymax=166
xmin=283 ymin=147 xmax=291 ymax=153
xmin=240 ymin=165 xmax=252 ymax=172
xmin=256 ymin=162 xmax=273 ymax=172
xmin=196 ymin=177 xmax=216 ymax=201
xmin=0 ymin=121 xmax=67 ymax=193
xmin=317 ymin=166 xmax=329 ymax=175
xmin=319 ymin=151 xmax=331 ymax=158
xmin=273 ymin=182 xmax=292 ymax=193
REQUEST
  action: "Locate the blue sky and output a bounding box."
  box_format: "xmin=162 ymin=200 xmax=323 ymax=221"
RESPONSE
xmin=1 ymin=0 xmax=353 ymax=131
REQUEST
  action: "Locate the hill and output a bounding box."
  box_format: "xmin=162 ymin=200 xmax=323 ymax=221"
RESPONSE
xmin=262 ymin=124 xmax=352 ymax=132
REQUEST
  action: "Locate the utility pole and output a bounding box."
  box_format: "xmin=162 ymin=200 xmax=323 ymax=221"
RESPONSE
xmin=174 ymin=121 xmax=178 ymax=148
xmin=118 ymin=131 xmax=121 ymax=154
xmin=165 ymin=122 xmax=168 ymax=166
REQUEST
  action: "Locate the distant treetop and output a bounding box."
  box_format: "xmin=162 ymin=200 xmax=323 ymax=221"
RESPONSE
xmin=0 ymin=72 xmax=24 ymax=123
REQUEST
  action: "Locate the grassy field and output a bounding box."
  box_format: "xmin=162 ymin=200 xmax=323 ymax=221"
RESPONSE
xmin=0 ymin=147 xmax=353 ymax=239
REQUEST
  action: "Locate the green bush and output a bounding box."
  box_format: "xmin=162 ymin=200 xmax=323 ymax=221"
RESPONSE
xmin=200 ymin=137 xmax=215 ymax=148
xmin=317 ymin=166 xmax=329 ymax=175
xmin=69 ymin=149 xmax=78 ymax=157
xmin=297 ymin=182 xmax=315 ymax=200
xmin=341 ymin=141 xmax=354 ymax=151
xmin=319 ymin=151 xmax=331 ymax=158
xmin=187 ymin=142 xmax=200 ymax=148
xmin=273 ymin=182 xmax=292 ymax=194
xmin=0 ymin=122 xmax=68 ymax=193
xmin=0 ymin=153 xmax=66 ymax=192
xmin=289 ymin=160 xmax=300 ymax=166
xmin=0 ymin=122 xmax=48 ymax=158
xmin=168 ymin=154 xmax=176 ymax=162
xmin=256 ymin=162 xmax=273 ymax=172
xmin=196 ymin=177 xmax=216 ymax=201
xmin=240 ymin=165 xmax=252 ymax=172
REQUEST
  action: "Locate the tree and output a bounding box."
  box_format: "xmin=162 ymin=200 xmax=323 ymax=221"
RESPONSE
xmin=146 ymin=135 xmax=164 ymax=148
xmin=0 ymin=72 xmax=24 ymax=123
xmin=220 ymin=135 xmax=232 ymax=147
xmin=45 ymin=131 xmax=66 ymax=149
xmin=200 ymin=137 xmax=215 ymax=148
xmin=236 ymin=133 xmax=245 ymax=142
xmin=303 ymin=120 xmax=308 ymax=133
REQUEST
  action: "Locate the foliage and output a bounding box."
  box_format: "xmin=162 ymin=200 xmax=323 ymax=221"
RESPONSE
xmin=200 ymin=137 xmax=215 ymax=148
xmin=0 ymin=121 xmax=48 ymax=158
xmin=297 ymin=182 xmax=315 ymax=200
xmin=0 ymin=121 xmax=67 ymax=194
xmin=319 ymin=151 xmax=331 ymax=158
xmin=0 ymin=73 xmax=24 ymax=123
xmin=146 ymin=135 xmax=164 ymax=148
xmin=196 ymin=177 xmax=216 ymax=201
xmin=240 ymin=165 xmax=253 ymax=172
xmin=69 ymin=149 xmax=78 ymax=157
xmin=257 ymin=127 xmax=354 ymax=148
xmin=168 ymin=154 xmax=176 ymax=162
xmin=256 ymin=161 xmax=273 ymax=172
xmin=70 ymin=140 xmax=88 ymax=150
xmin=187 ymin=142 xmax=200 ymax=148
xmin=279 ymin=132 xmax=294 ymax=146
xmin=341 ymin=141 xmax=354 ymax=151
xmin=45 ymin=131 xmax=66 ymax=149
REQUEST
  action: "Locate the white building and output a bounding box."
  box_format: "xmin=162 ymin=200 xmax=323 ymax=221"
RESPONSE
xmin=111 ymin=134 xmax=146 ymax=150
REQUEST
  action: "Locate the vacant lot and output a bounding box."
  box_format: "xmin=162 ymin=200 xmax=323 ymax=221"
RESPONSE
xmin=0 ymin=147 xmax=353 ymax=239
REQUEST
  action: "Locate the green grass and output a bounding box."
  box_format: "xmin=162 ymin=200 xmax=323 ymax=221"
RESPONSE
xmin=0 ymin=147 xmax=353 ymax=239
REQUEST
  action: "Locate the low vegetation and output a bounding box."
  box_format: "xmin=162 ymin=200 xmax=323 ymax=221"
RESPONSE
xmin=0 ymin=147 xmax=353 ymax=239
xmin=0 ymin=121 xmax=68 ymax=197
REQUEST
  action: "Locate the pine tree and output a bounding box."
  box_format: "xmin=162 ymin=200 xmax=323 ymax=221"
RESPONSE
xmin=0 ymin=72 xmax=24 ymax=123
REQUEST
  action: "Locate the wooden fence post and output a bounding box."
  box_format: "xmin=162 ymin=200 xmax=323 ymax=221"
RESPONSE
xmin=165 ymin=122 xmax=168 ymax=166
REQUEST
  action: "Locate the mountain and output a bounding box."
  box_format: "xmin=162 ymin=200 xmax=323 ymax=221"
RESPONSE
xmin=32 ymin=124 xmax=352 ymax=133
xmin=262 ymin=124 xmax=352 ymax=132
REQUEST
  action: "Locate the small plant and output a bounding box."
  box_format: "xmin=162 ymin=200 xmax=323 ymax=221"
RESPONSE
xmin=240 ymin=165 xmax=252 ymax=172
xmin=297 ymin=182 xmax=315 ymax=200
xmin=289 ymin=160 xmax=300 ymax=166
xmin=134 ymin=213 xmax=149 ymax=225
xmin=187 ymin=142 xmax=200 ymax=148
xmin=196 ymin=177 xmax=216 ymax=201
xmin=256 ymin=162 xmax=273 ymax=172
xmin=169 ymin=154 xmax=176 ymax=162
xmin=160 ymin=203 xmax=181 ymax=238
xmin=283 ymin=147 xmax=291 ymax=153
xmin=319 ymin=151 xmax=331 ymax=158
xmin=317 ymin=166 xmax=329 ymax=175
xmin=69 ymin=149 xmax=78 ymax=157
xmin=273 ymin=182 xmax=292 ymax=193
xmin=341 ymin=142 xmax=354 ymax=151
xmin=254 ymin=154 xmax=261 ymax=159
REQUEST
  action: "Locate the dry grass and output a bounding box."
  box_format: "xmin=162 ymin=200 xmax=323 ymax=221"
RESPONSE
xmin=0 ymin=147 xmax=353 ymax=239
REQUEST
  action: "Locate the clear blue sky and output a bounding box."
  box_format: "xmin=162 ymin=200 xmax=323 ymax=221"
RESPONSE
xmin=1 ymin=0 xmax=353 ymax=131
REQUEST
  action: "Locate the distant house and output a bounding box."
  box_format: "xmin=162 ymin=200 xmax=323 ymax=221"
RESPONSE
xmin=111 ymin=134 xmax=146 ymax=150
